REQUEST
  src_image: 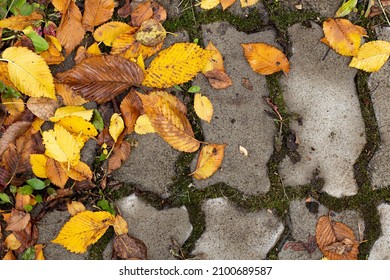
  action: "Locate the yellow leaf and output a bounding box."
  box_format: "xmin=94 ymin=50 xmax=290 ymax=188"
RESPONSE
xmin=0 ymin=61 xmax=17 ymax=90
xmin=52 ymin=0 xmax=71 ymax=13
xmin=241 ymin=43 xmax=290 ymax=75
xmin=93 ymin=21 xmax=135 ymax=46
xmin=46 ymin=35 xmax=62 ymax=52
xmin=62 ymin=161 xmax=93 ymax=181
xmin=55 ymin=83 xmax=88 ymax=106
xmin=52 ymin=211 xmax=115 ymax=253
xmin=5 ymin=233 xmax=21 ymax=250
xmin=142 ymin=43 xmax=213 ymax=88
xmin=2 ymin=97 xmax=24 ymax=116
xmin=138 ymin=92 xmax=200 ymax=152
xmin=42 ymin=124 xmax=81 ymax=166
xmin=82 ymin=0 xmax=115 ymax=32
xmin=134 ymin=114 xmax=155 ymax=134
xmin=240 ymin=0 xmax=259 ymax=7
xmin=194 ymin=93 xmax=213 ymax=123
xmin=323 ymin=18 xmax=366 ymax=56
xmin=56 ymin=116 xmax=98 ymax=137
xmin=34 ymin=244 xmax=45 ymax=260
xmin=109 ymin=113 xmax=125 ymax=143
xmin=87 ymin=42 xmax=102 ymax=55
xmin=67 ymin=201 xmax=86 ymax=216
xmin=50 ymin=106 xmax=93 ymax=122
xmin=40 ymin=35 xmax=65 ymax=65
xmin=2 ymin=251 xmax=16 ymax=260
xmin=113 ymin=215 xmax=128 ymax=235
xmin=30 ymin=154 xmax=48 ymax=178
xmin=191 ymin=143 xmax=226 ymax=180
xmin=31 ymin=118 xmax=45 ymax=133
xmin=200 ymin=0 xmax=220 ymax=9
xmin=202 ymin=41 xmax=225 ymax=73
xmin=220 ymin=0 xmax=236 ymax=10
xmin=2 ymin=47 xmax=56 ymax=99
xmin=134 ymin=19 xmax=166 ymax=47
xmin=0 ymin=12 xmax=43 ymax=31
xmin=46 ymin=157 xmax=69 ymax=188
xmin=349 ymin=40 xmax=390 ymax=72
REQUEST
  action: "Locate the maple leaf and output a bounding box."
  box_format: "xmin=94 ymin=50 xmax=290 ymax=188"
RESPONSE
xmin=56 ymin=55 xmax=145 ymax=103
xmin=94 ymin=21 xmax=135 ymax=46
xmin=0 ymin=12 xmax=43 ymax=31
xmin=52 ymin=211 xmax=115 ymax=253
xmin=191 ymin=143 xmax=226 ymax=179
xmin=323 ymin=18 xmax=366 ymax=56
xmin=109 ymin=113 xmax=125 ymax=143
xmin=242 ymin=43 xmax=290 ymax=75
xmin=143 ymin=43 xmax=213 ymax=88
xmin=349 ymin=40 xmax=390 ymax=72
xmin=82 ymin=0 xmax=115 ymax=32
xmin=120 ymin=90 xmax=142 ymax=134
xmin=138 ymin=91 xmax=200 ymax=152
xmin=194 ymin=93 xmax=213 ymax=123
xmin=1 ymin=47 xmax=56 ymax=99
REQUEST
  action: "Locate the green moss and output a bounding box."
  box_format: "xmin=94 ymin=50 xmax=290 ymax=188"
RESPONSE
xmin=87 ymin=227 xmax=114 ymax=260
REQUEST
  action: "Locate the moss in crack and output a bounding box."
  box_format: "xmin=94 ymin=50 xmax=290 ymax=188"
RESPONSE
xmin=87 ymin=226 xmax=114 ymax=260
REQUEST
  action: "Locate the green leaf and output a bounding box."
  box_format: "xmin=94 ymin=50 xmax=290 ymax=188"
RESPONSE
xmin=188 ymin=85 xmax=201 ymax=93
xmin=9 ymin=185 xmax=17 ymax=194
xmin=7 ymin=0 xmax=26 ymax=15
xmin=26 ymin=178 xmax=46 ymax=190
xmin=335 ymin=0 xmax=357 ymax=17
xmin=18 ymin=185 xmax=33 ymax=195
xmin=97 ymin=198 xmax=115 ymax=215
xmin=92 ymin=109 xmax=104 ymax=132
xmin=193 ymin=38 xmax=199 ymax=44
xmin=35 ymin=194 xmax=42 ymax=203
xmin=24 ymin=204 xmax=33 ymax=212
xmin=23 ymin=28 xmax=49 ymax=53
xmin=47 ymin=187 xmax=56 ymax=196
xmin=173 ymin=85 xmax=183 ymax=91
xmin=21 ymin=247 xmax=35 ymax=260
xmin=18 ymin=2 xmax=33 ymax=15
xmin=0 ymin=193 xmax=11 ymax=203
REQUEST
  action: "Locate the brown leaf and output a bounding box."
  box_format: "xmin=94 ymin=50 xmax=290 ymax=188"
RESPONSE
xmin=108 ymin=141 xmax=131 ymax=173
xmin=118 ymin=0 xmax=132 ymax=18
xmin=56 ymin=55 xmax=145 ymax=103
xmin=113 ymin=234 xmax=147 ymax=260
xmin=82 ymin=0 xmax=115 ymax=32
xmin=120 ymin=90 xmax=143 ymax=134
xmin=151 ymin=2 xmax=167 ymax=22
xmin=55 ymin=83 xmax=88 ymax=106
xmin=131 ymin=1 xmax=153 ymax=27
xmin=241 ymin=77 xmax=253 ymax=90
xmin=57 ymin=1 xmax=86 ymax=55
xmin=315 ymin=215 xmax=359 ymax=260
xmin=27 ymin=97 xmax=60 ymax=121
xmin=13 ymin=222 xmax=39 ymax=254
xmin=5 ymin=209 xmax=30 ymax=232
xmin=14 ymin=35 xmax=35 ymax=51
xmin=0 ymin=121 xmax=32 ymax=157
xmin=204 ymin=69 xmax=233 ymax=89
xmin=46 ymin=158 xmax=69 ymax=188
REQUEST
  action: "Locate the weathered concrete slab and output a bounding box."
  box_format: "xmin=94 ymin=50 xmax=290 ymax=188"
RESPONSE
xmin=115 ymin=194 xmax=192 ymax=259
xmin=279 ymin=199 xmax=364 ymax=259
xmin=279 ymin=23 xmax=366 ymax=197
xmin=279 ymin=0 xmax=340 ymax=18
xmin=192 ymin=198 xmax=284 ymax=259
xmin=37 ymin=210 xmax=88 ymax=260
xmin=192 ymin=22 xmax=277 ymax=195
xmin=369 ymin=204 xmax=390 ymax=259
xmin=368 ymin=27 xmax=390 ymax=189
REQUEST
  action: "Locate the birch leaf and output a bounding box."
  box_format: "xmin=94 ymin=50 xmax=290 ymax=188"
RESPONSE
xmin=134 ymin=114 xmax=155 ymax=134
xmin=30 ymin=154 xmax=48 ymax=178
xmin=93 ymin=21 xmax=135 ymax=46
xmin=2 ymin=47 xmax=55 ymax=99
xmin=46 ymin=157 xmax=69 ymax=188
xmin=109 ymin=113 xmax=125 ymax=143
xmin=349 ymin=40 xmax=390 ymax=72
xmin=191 ymin=143 xmax=226 ymax=180
xmin=194 ymin=93 xmax=213 ymax=123
xmin=52 ymin=211 xmax=115 ymax=253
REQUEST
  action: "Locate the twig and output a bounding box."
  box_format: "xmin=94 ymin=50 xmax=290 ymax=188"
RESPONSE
xmin=377 ymin=0 xmax=390 ymax=26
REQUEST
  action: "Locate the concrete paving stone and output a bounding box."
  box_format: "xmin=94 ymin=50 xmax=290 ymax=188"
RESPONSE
xmin=278 ymin=199 xmax=364 ymax=260
xmin=279 ymin=0 xmax=340 ymax=18
xmin=369 ymin=203 xmax=390 ymax=259
xmin=114 ymin=194 xmax=192 ymax=259
xmin=191 ymin=22 xmax=277 ymax=195
xmin=367 ymin=27 xmax=390 ymax=189
xmin=37 ymin=210 xmax=88 ymax=260
xmin=192 ymin=198 xmax=284 ymax=259
xmin=225 ymin=0 xmax=268 ymax=23
xmin=278 ymin=23 xmax=366 ymax=197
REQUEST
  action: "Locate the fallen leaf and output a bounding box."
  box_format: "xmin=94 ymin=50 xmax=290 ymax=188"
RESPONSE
xmin=134 ymin=114 xmax=155 ymax=134
xmin=52 ymin=211 xmax=115 ymax=253
xmin=55 ymin=83 xmax=88 ymax=106
xmin=63 ymin=161 xmax=93 ymax=181
xmin=202 ymin=41 xmax=225 ymax=73
xmin=120 ymin=90 xmax=142 ymax=134
xmin=138 ymin=92 xmax=200 ymax=152
xmin=151 ymin=2 xmax=167 ymax=22
xmin=0 ymin=121 xmax=31 ymax=157
xmin=2 ymin=97 xmax=24 ymax=117
xmin=46 ymin=157 xmax=69 ymax=188
xmin=204 ymin=69 xmax=233 ymax=89
xmin=118 ymin=0 xmax=132 ymax=18
xmin=151 ymin=90 xmax=187 ymax=114
xmin=2 ymin=250 xmax=16 ymax=260
xmin=27 ymin=97 xmax=60 ymax=121
xmin=108 ymin=141 xmax=131 ymax=173
xmin=241 ymin=77 xmax=253 ymax=90
xmin=335 ymin=0 xmax=358 ymax=17
xmin=82 ymin=0 xmax=115 ymax=32
xmin=349 ymin=40 xmax=390 ymax=72
xmin=0 ymin=61 xmax=17 ymax=90
xmin=6 ymin=209 xmax=30 ymax=232
xmin=323 ymin=18 xmax=366 ymax=56
xmin=51 ymin=0 xmax=72 ymax=13
xmin=242 ymin=43 xmax=290 ymax=75
xmin=315 ymin=215 xmax=359 ymax=260
xmin=87 ymin=43 xmax=102 ymax=55
xmin=40 ymin=36 xmax=65 ymax=65
xmin=113 ymin=234 xmax=147 ymax=260
xmin=34 ymin=244 xmax=45 ymax=260
xmin=50 ymin=106 xmax=93 ymax=122
xmin=200 ymin=0 xmax=220 ymax=9
xmin=194 ymin=93 xmax=213 ymax=123
xmin=2 ymin=47 xmax=56 ymax=99
xmin=220 ymin=0 xmax=236 ymax=10
xmin=143 ymin=43 xmax=213 ymax=88
xmin=56 ymin=116 xmax=98 ymax=138
xmin=135 ymin=19 xmax=166 ymax=47
xmin=13 ymin=221 xmax=38 ymax=253
xmin=30 ymin=154 xmax=48 ymax=178
xmin=93 ymin=21 xmax=135 ymax=46
xmin=5 ymin=233 xmax=22 ymax=250
xmin=0 ymin=12 xmax=43 ymax=31
xmin=56 ymin=55 xmax=144 ymax=103
xmin=67 ymin=201 xmax=86 ymax=216
xmin=131 ymin=1 xmax=153 ymax=26
xmin=113 ymin=215 xmax=128 ymax=235
xmin=239 ymin=145 xmax=248 ymax=156
xmin=240 ymin=0 xmax=259 ymax=7
xmin=109 ymin=113 xmax=125 ymax=143
xmin=191 ymin=143 xmax=226 ymax=180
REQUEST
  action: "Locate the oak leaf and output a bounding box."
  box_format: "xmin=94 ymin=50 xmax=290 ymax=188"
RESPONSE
xmin=109 ymin=113 xmax=125 ymax=143
xmin=142 ymin=43 xmax=213 ymax=88
xmin=27 ymin=97 xmax=60 ymax=121
xmin=0 ymin=12 xmax=43 ymax=31
xmin=135 ymin=19 xmax=166 ymax=47
xmin=242 ymin=43 xmax=290 ymax=75
xmin=56 ymin=55 xmax=145 ymax=103
xmin=322 ymin=18 xmax=366 ymax=56
xmin=120 ymin=90 xmax=142 ymax=134
xmin=191 ymin=143 xmax=226 ymax=180
xmin=138 ymin=91 xmax=200 ymax=152
xmin=46 ymin=157 xmax=69 ymax=188
xmin=67 ymin=201 xmax=86 ymax=216
xmin=349 ymin=40 xmax=390 ymax=72
xmin=2 ymin=47 xmax=56 ymax=99
xmin=93 ymin=21 xmax=135 ymax=46
xmin=194 ymin=93 xmax=213 ymax=123
xmin=82 ymin=0 xmax=115 ymax=32
xmin=52 ymin=211 xmax=115 ymax=253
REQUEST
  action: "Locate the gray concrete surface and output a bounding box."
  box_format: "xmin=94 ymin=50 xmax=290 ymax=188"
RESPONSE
xmin=369 ymin=204 xmax=390 ymax=259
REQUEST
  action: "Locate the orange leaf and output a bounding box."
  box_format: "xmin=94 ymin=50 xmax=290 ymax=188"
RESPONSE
xmin=51 ymin=0 xmax=71 ymax=13
xmin=242 ymin=43 xmax=290 ymax=75
xmin=108 ymin=141 xmax=131 ymax=174
xmin=204 ymin=69 xmax=233 ymax=89
xmin=113 ymin=215 xmax=128 ymax=235
xmin=191 ymin=143 xmax=226 ymax=180
xmin=120 ymin=90 xmax=142 ymax=134
xmin=202 ymin=41 xmax=225 ymax=73
xmin=46 ymin=158 xmax=69 ymax=188
xmin=220 ymin=0 xmax=236 ymax=10
xmin=62 ymin=161 xmax=93 ymax=181
xmin=82 ymin=0 xmax=115 ymax=32
xmin=15 ymin=193 xmax=32 ymax=211
xmin=55 ymin=83 xmax=88 ymax=106
xmin=131 ymin=1 xmax=153 ymax=27
xmin=67 ymin=201 xmax=86 ymax=216
xmin=34 ymin=244 xmax=45 ymax=260
xmin=6 ymin=209 xmax=30 ymax=232
xmin=0 ymin=61 xmax=17 ymax=90
xmin=0 ymin=12 xmax=43 ymax=31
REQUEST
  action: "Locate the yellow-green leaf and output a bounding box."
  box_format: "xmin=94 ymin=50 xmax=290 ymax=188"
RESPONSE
xmin=109 ymin=113 xmax=125 ymax=143
xmin=2 ymin=47 xmax=55 ymax=99
xmin=349 ymin=40 xmax=390 ymax=72
xmin=194 ymin=93 xmax=213 ymax=123
xmin=143 ymin=43 xmax=213 ymax=88
xmin=191 ymin=143 xmax=226 ymax=180
xmin=335 ymin=0 xmax=358 ymax=17
xmin=30 ymin=154 xmax=48 ymax=178
xmin=52 ymin=211 xmax=115 ymax=253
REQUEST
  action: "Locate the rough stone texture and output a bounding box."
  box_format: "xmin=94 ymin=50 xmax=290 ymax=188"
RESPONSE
xmin=278 ymin=200 xmax=364 ymax=260
xmin=279 ymin=23 xmax=366 ymax=197
xmin=368 ymin=27 xmax=390 ymax=188
xmin=227 ymin=0 xmax=268 ymax=23
xmin=115 ymin=194 xmax=192 ymax=259
xmin=192 ymin=198 xmax=284 ymax=259
xmin=369 ymin=204 xmax=390 ymax=260
xmin=37 ymin=210 xmax=88 ymax=260
xmin=279 ymin=0 xmax=340 ymax=17
xmin=192 ymin=22 xmax=277 ymax=195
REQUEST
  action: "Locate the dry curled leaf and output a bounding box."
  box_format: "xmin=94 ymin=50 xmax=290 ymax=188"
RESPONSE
xmin=135 ymin=19 xmax=166 ymax=47
xmin=0 ymin=121 xmax=32 ymax=157
xmin=113 ymin=234 xmax=147 ymax=260
xmin=27 ymin=97 xmax=60 ymax=121
xmin=191 ymin=143 xmax=226 ymax=180
xmin=204 ymin=69 xmax=233 ymax=89
xmin=5 ymin=209 xmax=30 ymax=232
xmin=108 ymin=141 xmax=131 ymax=173
xmin=120 ymin=90 xmax=142 ymax=134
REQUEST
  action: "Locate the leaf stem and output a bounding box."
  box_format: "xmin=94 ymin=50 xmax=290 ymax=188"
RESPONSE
xmin=1 ymin=35 xmax=16 ymax=41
